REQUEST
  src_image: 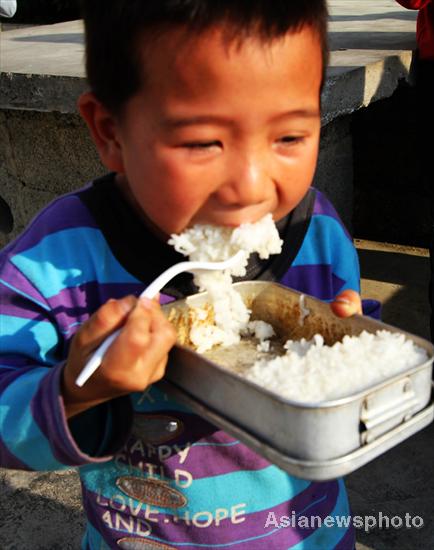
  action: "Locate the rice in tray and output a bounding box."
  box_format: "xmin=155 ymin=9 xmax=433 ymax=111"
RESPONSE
xmin=168 ymin=214 xmax=282 ymax=352
xmin=245 ymin=330 xmax=429 ymax=403
xmin=168 ymin=219 xmax=429 ymax=404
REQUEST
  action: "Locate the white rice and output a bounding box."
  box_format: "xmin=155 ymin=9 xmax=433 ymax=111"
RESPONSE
xmin=247 ymin=320 xmax=275 ymax=352
xmin=168 ymin=214 xmax=282 ymax=352
xmin=168 ymin=221 xmax=429 ymax=401
xmin=245 ymin=330 xmax=429 ymax=403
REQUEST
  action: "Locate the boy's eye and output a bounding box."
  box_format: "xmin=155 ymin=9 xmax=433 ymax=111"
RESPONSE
xmin=182 ymin=141 xmax=222 ymax=150
xmin=277 ymin=136 xmax=303 ymax=145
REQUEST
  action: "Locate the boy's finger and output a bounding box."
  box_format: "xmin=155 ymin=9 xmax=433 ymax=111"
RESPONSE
xmin=331 ymin=289 xmax=362 ymax=318
xmin=119 ymin=299 xmax=154 ymax=350
xmin=103 ymin=301 xmax=176 ymax=385
xmin=148 ymin=355 xmax=172 ymax=385
xmin=102 ymin=299 xmax=156 ymax=366
xmin=149 ymin=305 xmax=178 ymax=346
xmin=146 ymin=309 xmax=178 ymax=369
xmin=73 ymin=295 xmax=136 ymax=352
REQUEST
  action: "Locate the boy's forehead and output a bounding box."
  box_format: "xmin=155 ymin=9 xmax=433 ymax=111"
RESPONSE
xmin=136 ymin=23 xmax=323 ymax=102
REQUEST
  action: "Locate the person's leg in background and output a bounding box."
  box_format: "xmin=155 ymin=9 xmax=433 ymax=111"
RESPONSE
xmin=0 ymin=0 xmax=17 ymax=19
xmin=416 ymin=59 xmax=434 ymax=341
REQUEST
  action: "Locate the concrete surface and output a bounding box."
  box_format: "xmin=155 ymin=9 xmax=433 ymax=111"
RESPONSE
xmin=0 ymin=0 xmax=420 ymax=246
xmin=0 ymin=1 xmax=417 ymax=117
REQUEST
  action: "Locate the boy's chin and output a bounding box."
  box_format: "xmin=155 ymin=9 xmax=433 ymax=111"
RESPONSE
xmin=190 ymin=209 xmax=276 ymax=229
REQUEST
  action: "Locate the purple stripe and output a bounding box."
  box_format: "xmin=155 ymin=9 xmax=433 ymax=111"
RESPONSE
xmin=333 ymin=518 xmax=356 ymax=550
xmin=81 ymin=480 xmax=341 ymax=547
xmin=160 ymin=293 xmax=176 ymax=305
xmin=312 ymin=189 xmax=340 ymax=218
xmin=124 ymin=412 xmax=271 ymax=479
xmin=0 ymin=261 xmax=49 ymax=307
xmin=332 ymin=272 xmax=346 ymax=295
xmin=46 ymin=284 xmax=175 ymax=336
xmin=279 ymin=264 xmax=336 ymax=301
xmin=30 ymin=363 xmax=113 ymax=467
xmin=1 ymin=265 xmax=174 ymax=335
xmin=46 ymin=281 xmax=145 ymax=338
xmin=312 ymin=190 xmax=352 ymax=240
xmin=0 ymin=355 xmax=38 ymax=368
xmin=0 ymin=287 xmax=47 ymax=321
xmin=167 ymin=438 xmax=270 ymax=476
xmin=2 ymin=189 xmax=98 ymax=258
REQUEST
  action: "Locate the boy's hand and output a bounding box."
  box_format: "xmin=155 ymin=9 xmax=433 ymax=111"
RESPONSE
xmin=330 ymin=289 xmax=362 ymax=318
xmin=62 ymin=296 xmax=177 ymax=418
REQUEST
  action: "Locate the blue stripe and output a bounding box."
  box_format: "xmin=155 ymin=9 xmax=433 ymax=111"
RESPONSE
xmin=142 ymin=528 xmax=282 ymax=548
xmin=191 ymin=441 xmax=240 ymax=448
xmin=290 ymin=479 xmax=351 ymax=549
xmin=120 ymin=483 xmax=349 ymax=548
xmin=0 ymin=315 xmax=59 ymax=363
xmin=60 ymin=321 xmax=83 ymax=336
xmin=0 ymin=278 xmax=50 ymax=311
xmin=0 ymin=367 xmax=65 ymax=470
xmin=293 ymin=215 xmax=360 ymax=292
xmin=81 ymin=463 xmax=311 ymax=515
xmin=10 ymin=228 xmax=139 ymax=299
xmin=83 ymin=522 xmax=111 ymax=550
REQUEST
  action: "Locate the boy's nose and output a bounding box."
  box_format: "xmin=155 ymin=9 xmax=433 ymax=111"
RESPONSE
xmin=216 ymin=154 xmax=270 ymax=207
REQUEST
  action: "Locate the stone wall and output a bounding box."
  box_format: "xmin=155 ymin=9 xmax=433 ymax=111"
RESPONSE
xmin=0 ymin=109 xmax=105 ymax=248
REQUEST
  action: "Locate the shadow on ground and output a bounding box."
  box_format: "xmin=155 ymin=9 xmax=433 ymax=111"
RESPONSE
xmin=347 ymin=419 xmax=434 ymax=550
xmin=0 ymin=469 xmax=84 ymax=549
xmin=351 ymin=242 xmax=433 ymax=550
xmin=358 ymin=246 xmax=430 ymax=340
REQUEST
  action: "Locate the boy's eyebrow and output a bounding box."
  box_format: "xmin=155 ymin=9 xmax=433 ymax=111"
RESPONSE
xmin=271 ymin=109 xmax=320 ymax=121
xmin=162 ymin=109 xmax=320 ymax=129
xmin=161 ymin=115 xmax=232 ymax=129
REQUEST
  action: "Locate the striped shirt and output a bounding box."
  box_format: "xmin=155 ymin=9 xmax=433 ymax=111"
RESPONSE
xmin=0 ymin=174 xmax=366 ymax=549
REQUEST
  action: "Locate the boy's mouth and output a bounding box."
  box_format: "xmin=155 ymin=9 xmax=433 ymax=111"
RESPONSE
xmin=196 ymin=203 xmax=276 ymax=228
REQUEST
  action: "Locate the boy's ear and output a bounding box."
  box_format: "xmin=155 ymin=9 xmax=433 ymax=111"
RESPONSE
xmin=78 ymin=92 xmax=125 ymax=173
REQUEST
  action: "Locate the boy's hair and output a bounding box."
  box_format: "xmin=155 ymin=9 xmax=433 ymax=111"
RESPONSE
xmin=80 ymin=0 xmax=329 ymax=115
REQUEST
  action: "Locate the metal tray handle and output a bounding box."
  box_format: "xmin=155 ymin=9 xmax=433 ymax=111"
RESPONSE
xmin=361 ymin=377 xmax=419 ymax=445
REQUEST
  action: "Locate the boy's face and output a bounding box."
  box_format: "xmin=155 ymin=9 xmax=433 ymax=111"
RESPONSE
xmin=108 ymin=24 xmax=322 ymax=236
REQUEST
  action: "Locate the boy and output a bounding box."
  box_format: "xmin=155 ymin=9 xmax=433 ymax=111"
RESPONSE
xmin=0 ymin=1 xmax=370 ymax=548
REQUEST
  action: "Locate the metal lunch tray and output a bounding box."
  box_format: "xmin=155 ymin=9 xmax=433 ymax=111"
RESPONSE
xmin=161 ymin=281 xmax=434 ymax=479
xmin=158 ymin=380 xmax=434 ymax=481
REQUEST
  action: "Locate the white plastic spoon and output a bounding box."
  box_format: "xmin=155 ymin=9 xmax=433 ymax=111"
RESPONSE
xmin=75 ymin=250 xmax=245 ymax=387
